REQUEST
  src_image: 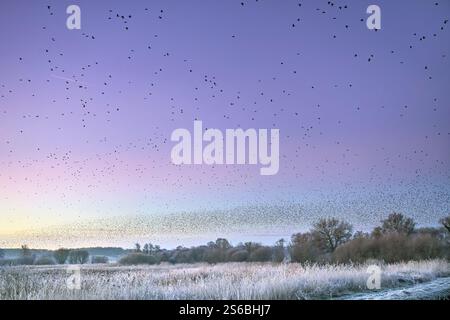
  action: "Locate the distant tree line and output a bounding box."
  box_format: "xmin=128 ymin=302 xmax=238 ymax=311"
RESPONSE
xmin=120 ymin=237 xmax=284 ymax=265
xmin=0 ymin=246 xmax=108 ymax=266
xmin=1 ymin=213 xmax=449 ymax=266
xmin=119 ymin=213 xmax=450 ymax=265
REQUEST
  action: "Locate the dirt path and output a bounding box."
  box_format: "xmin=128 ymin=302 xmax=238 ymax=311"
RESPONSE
xmin=339 ymin=277 xmax=450 ymax=300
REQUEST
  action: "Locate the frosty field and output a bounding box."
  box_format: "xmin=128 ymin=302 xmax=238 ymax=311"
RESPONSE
xmin=0 ymin=260 xmax=449 ymax=300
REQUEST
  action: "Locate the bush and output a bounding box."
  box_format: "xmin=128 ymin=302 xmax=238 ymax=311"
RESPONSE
xmin=333 ymin=232 xmax=448 ymax=263
xmin=34 ymin=256 xmax=56 ymax=265
xmin=119 ymin=253 xmax=158 ymax=265
xmin=203 ymin=249 xmax=223 ymax=264
xmin=169 ymin=248 xmax=195 ymax=264
xmin=290 ymin=233 xmax=324 ymax=263
xmin=333 ymin=236 xmax=374 ymax=263
xmin=229 ymin=250 xmax=249 ymax=262
xmin=249 ymin=246 xmax=273 ymax=262
xmin=408 ymin=233 xmax=446 ymax=260
xmin=272 ymin=247 xmax=285 ymax=263
xmin=91 ymin=255 xmax=109 ymax=264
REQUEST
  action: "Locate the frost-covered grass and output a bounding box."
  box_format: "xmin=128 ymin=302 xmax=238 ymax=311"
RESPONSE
xmin=0 ymin=260 xmax=448 ymax=300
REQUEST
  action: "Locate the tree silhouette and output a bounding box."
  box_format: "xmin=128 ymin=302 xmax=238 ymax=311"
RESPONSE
xmin=311 ymin=218 xmax=353 ymax=252
xmin=381 ymin=213 xmax=415 ymax=235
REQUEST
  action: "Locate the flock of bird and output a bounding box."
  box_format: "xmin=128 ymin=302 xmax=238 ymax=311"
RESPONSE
xmin=0 ymin=0 xmax=448 ymax=236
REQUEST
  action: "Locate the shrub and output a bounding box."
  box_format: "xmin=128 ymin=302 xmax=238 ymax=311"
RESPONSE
xmin=188 ymin=246 xmax=208 ymax=263
xmin=169 ymin=247 xmax=195 ymax=264
xmin=249 ymin=246 xmax=273 ymax=262
xmin=408 ymin=233 xmax=446 ymax=260
xmin=203 ymin=249 xmax=223 ymax=264
xmin=333 ymin=236 xmax=374 ymax=263
xmin=290 ymin=232 xmax=323 ymax=263
xmin=333 ymin=232 xmax=448 ymax=263
xmin=119 ymin=253 xmax=157 ymax=265
xmin=229 ymin=250 xmax=249 ymax=262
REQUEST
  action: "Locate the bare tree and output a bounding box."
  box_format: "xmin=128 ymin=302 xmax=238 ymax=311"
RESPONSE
xmin=381 ymin=212 xmax=415 ymax=235
xmin=440 ymin=215 xmax=450 ymax=233
xmin=311 ymin=218 xmax=353 ymax=252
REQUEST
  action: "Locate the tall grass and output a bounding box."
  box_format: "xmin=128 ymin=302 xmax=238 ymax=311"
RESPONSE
xmin=0 ymin=260 xmax=448 ymax=300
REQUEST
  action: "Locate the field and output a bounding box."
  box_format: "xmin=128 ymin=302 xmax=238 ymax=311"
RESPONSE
xmin=0 ymin=260 xmax=449 ymax=300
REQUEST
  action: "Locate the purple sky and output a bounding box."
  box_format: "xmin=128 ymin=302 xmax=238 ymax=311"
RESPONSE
xmin=0 ymin=0 xmax=449 ymax=248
